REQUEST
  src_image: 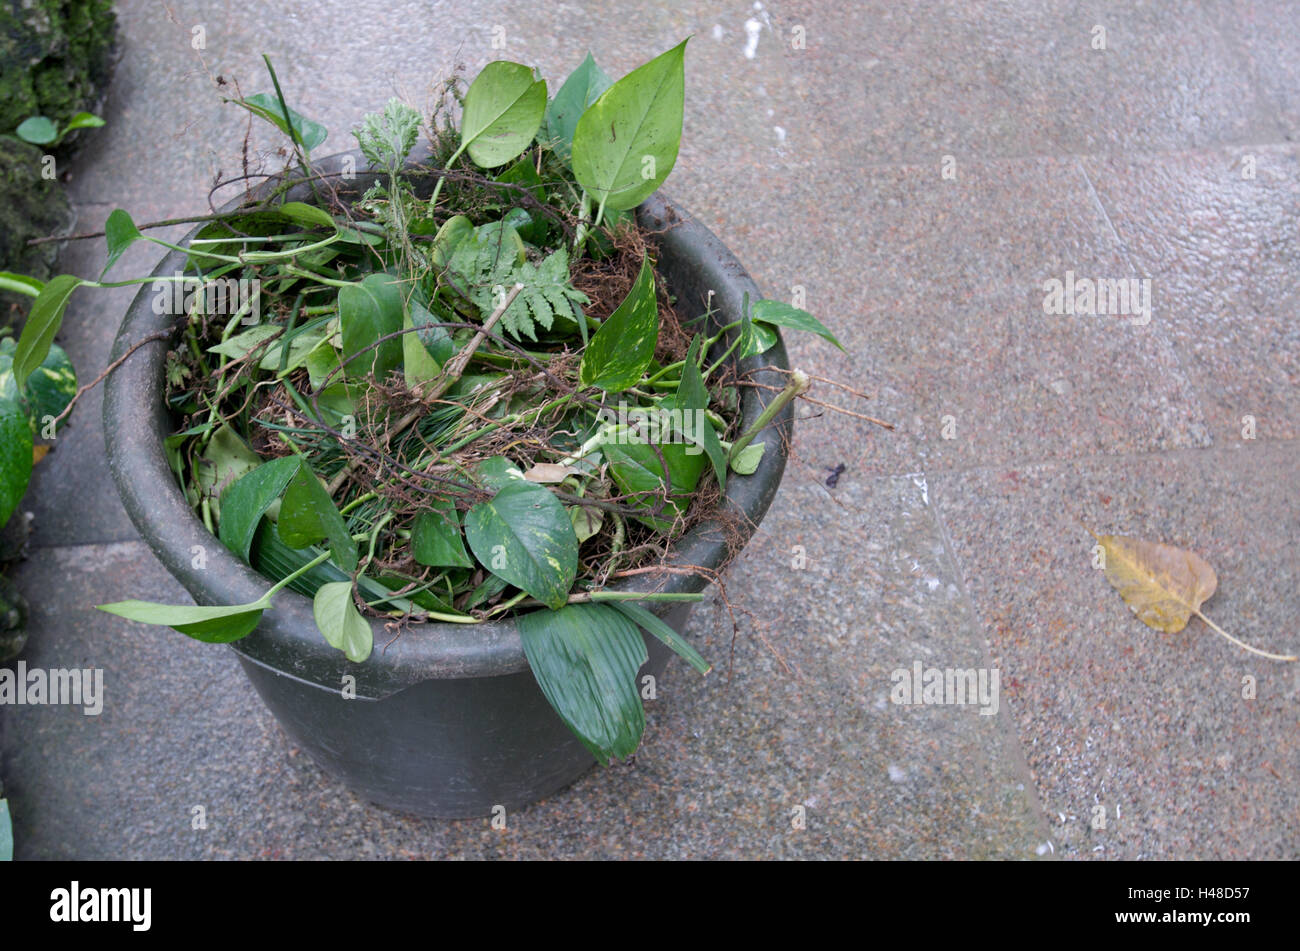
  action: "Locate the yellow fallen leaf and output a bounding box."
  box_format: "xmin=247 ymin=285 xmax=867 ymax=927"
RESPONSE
xmin=32 ymin=445 xmax=51 ymax=465
xmin=1085 ymin=525 xmax=1296 ymax=662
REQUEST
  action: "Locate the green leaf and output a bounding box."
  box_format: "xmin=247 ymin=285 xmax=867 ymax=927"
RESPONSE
xmin=0 ymin=338 xmax=77 ymax=436
xmin=411 ymin=497 xmax=473 ymax=568
xmin=517 ymin=603 xmax=648 ymax=764
xmin=402 ymin=312 xmax=440 ymax=387
xmin=464 ymin=480 xmax=578 ymax=610
xmin=196 ymin=424 xmax=262 ymax=521
xmin=229 ymin=92 xmax=328 ymax=153
xmin=543 ymin=52 xmax=613 ymax=161
xmin=97 ymin=596 xmax=270 ymax=643
xmin=474 ymin=455 xmax=527 ymax=491
xmin=579 ymin=257 xmax=658 ymax=391
xmin=312 ymin=581 xmax=373 ymax=662
xmin=12 ymin=275 xmax=81 ymax=397
xmin=460 ymin=62 xmax=548 ymax=168
xmin=408 ymin=298 xmax=454 ymax=364
xmin=751 ymin=299 xmax=845 ymax=352
xmin=610 ymin=601 xmax=711 ymax=675
xmin=568 ymin=503 xmax=604 ymax=542
xmin=217 ymin=456 xmax=302 ymax=562
xmin=278 ymin=201 xmax=336 ymax=230
xmin=729 ymin=441 xmax=765 ymax=475
xmin=278 ymin=464 xmax=359 ymax=571
xmin=63 ymin=112 xmax=105 ymax=133
xmin=15 ymin=116 xmax=57 ymax=145
xmin=207 ymin=324 xmax=280 ymax=362
xmin=604 ymin=430 xmax=706 ymax=532
xmin=101 ymin=209 xmax=143 ymax=278
xmin=676 ymin=335 xmax=726 ymax=494
xmin=0 ymin=397 xmax=33 ymax=529
xmin=338 ymin=273 xmax=404 ymax=383
xmin=431 ymin=215 xmax=475 ymax=268
xmin=0 ymin=272 xmax=44 ymax=298
xmin=572 ymin=40 xmax=687 ymax=212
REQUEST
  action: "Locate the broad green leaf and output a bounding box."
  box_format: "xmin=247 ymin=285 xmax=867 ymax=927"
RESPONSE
xmin=464 ymin=480 xmax=578 ymax=610
xmin=411 ymin=497 xmax=473 ymax=568
xmin=278 ymin=464 xmax=358 ymax=571
xmin=676 ymin=335 xmax=726 ymax=493
xmin=460 ymin=62 xmax=548 ymax=168
xmin=196 ymin=424 xmax=262 ymax=521
xmin=403 ymin=312 xmax=441 ymax=387
xmin=63 ymin=112 xmax=105 ymax=133
xmin=543 ymin=52 xmax=613 ymax=161
xmin=102 ymin=209 xmax=143 ymax=277
xmin=604 ymin=434 xmax=705 ymax=532
xmin=229 ymin=92 xmax=328 ymax=153
xmin=610 ymin=600 xmax=711 ymax=675
xmin=0 ymin=272 xmax=43 ymax=298
xmin=572 ymin=41 xmax=687 ymax=211
xmin=0 ymin=338 xmax=77 ymax=436
xmin=338 ymin=273 xmax=404 ymax=383
xmin=517 ymin=603 xmax=648 ymax=764
xmin=579 ymin=257 xmax=658 ymax=392
xmin=474 ymin=455 xmax=526 ymax=491
xmin=15 ymin=116 xmax=57 ymax=145
xmin=217 ymin=456 xmax=302 ymax=562
xmin=97 ymin=596 xmax=270 ymax=643
xmin=278 ymin=201 xmax=336 ymax=230
xmin=12 ymin=275 xmax=81 ymax=397
xmin=751 ymin=299 xmax=845 ymax=352
xmin=729 ymin=441 xmax=765 ymax=475
xmin=312 ymin=581 xmax=373 ymax=662
xmin=0 ymin=398 xmax=33 ymax=529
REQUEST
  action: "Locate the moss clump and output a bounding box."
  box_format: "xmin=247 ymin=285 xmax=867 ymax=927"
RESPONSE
xmin=0 ymin=0 xmax=118 ymax=133
xmin=0 ymin=138 xmax=73 ymax=322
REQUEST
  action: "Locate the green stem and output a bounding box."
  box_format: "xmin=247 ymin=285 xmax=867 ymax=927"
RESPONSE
xmin=728 ymin=369 xmax=808 ymax=465
xmin=263 ymin=549 xmax=334 ymax=599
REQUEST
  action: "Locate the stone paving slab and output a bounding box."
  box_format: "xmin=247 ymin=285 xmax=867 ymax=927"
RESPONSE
xmin=931 ymin=441 xmax=1300 ymax=859
xmin=3 ymin=0 xmax=1298 ymax=860
xmin=1083 ymin=144 xmax=1300 ymax=444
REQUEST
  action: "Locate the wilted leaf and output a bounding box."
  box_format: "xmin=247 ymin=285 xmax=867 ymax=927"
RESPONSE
xmin=1088 ymin=527 xmax=1296 ymax=662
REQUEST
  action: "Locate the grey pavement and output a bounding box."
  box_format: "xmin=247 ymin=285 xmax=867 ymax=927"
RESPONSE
xmin=3 ymin=0 xmax=1298 ymax=859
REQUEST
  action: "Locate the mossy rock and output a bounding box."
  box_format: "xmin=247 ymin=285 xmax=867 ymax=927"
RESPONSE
xmin=0 ymin=137 xmax=73 ymax=323
xmin=0 ymin=0 xmax=118 ymax=134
